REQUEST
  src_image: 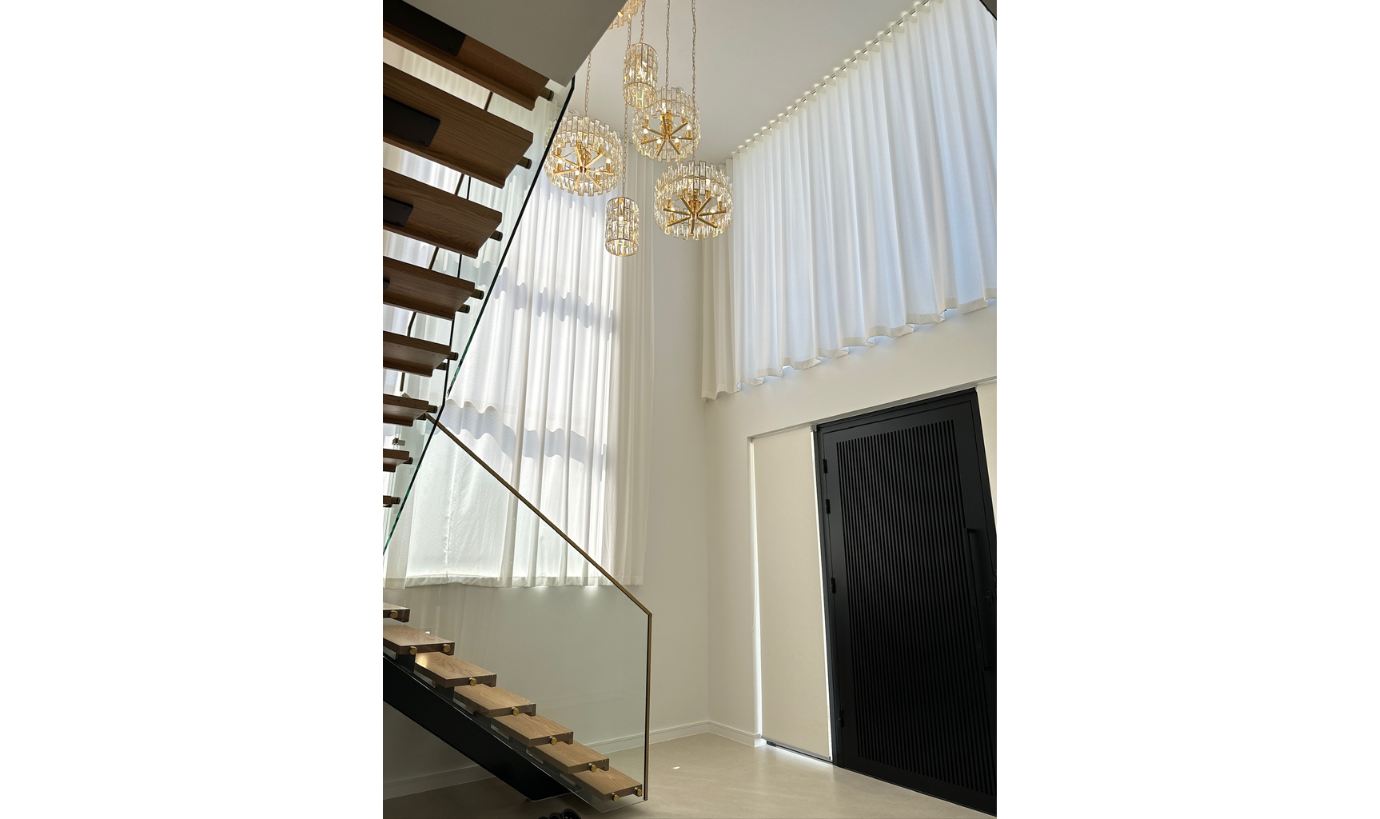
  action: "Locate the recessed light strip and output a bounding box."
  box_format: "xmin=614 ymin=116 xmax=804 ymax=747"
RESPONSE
xmin=730 ymin=0 xmax=939 ymax=159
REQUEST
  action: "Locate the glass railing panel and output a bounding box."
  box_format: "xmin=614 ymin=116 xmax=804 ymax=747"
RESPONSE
xmin=383 ymin=415 xmax=649 ymax=810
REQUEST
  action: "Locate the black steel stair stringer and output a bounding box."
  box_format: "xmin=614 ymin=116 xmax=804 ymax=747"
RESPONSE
xmin=383 ymin=654 xmax=569 ymax=801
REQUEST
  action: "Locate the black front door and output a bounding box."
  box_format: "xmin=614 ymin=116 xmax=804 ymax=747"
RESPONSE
xmin=817 ymin=389 xmax=997 ymax=815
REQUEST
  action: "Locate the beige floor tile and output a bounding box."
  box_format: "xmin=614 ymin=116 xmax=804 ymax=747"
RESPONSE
xmin=382 ymin=733 xmax=988 ymax=819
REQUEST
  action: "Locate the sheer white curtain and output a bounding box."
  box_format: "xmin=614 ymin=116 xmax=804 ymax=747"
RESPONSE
xmin=702 ymin=0 xmax=996 ymax=399
xmin=385 ymin=155 xmax=656 ymax=588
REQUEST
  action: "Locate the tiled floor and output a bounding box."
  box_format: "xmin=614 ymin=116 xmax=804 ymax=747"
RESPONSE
xmin=383 ymin=733 xmax=989 ymax=818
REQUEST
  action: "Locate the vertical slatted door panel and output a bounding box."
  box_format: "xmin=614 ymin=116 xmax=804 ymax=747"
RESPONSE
xmin=821 ymin=392 xmax=996 ymax=815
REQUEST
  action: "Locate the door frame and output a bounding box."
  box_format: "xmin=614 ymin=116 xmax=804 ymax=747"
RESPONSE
xmin=812 ymin=387 xmax=997 ymax=814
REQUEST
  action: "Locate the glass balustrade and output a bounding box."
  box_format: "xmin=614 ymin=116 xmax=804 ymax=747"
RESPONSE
xmin=384 ymin=414 xmax=650 ymax=810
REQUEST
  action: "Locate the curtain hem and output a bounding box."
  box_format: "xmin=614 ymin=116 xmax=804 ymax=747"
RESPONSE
xmin=703 ymin=296 xmax=995 ymax=400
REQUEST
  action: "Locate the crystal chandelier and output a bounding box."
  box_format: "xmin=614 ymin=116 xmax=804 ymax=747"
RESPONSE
xmin=545 ymin=55 xmax=624 ymax=196
xmin=623 ymin=4 xmax=657 ymax=110
xmin=638 ymin=87 xmax=698 ymax=161
xmin=606 ymin=63 xmax=641 ymax=256
xmin=638 ymin=0 xmax=699 ymax=162
xmin=655 ymin=160 xmax=731 ymax=240
xmin=608 ymin=0 xmax=643 ymax=29
xmin=655 ymin=0 xmax=732 ymax=240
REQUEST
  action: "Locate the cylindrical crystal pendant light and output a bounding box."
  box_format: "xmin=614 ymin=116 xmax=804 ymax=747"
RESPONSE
xmin=624 ymin=44 xmax=657 ymax=110
xmin=623 ymin=0 xmax=656 ymax=109
xmin=607 ymin=46 xmax=641 ymax=257
xmin=606 ymin=196 xmax=640 ymax=256
xmin=545 ymin=55 xmax=624 ymax=196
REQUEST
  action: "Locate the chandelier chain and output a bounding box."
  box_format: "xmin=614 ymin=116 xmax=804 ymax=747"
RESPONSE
xmin=623 ymin=21 xmax=632 ymax=197
xmin=691 ymin=0 xmax=696 ymax=156
xmin=665 ymin=0 xmax=671 ymax=88
xmin=583 ymin=54 xmax=591 ymax=115
xmin=639 ymin=0 xmax=647 ymax=43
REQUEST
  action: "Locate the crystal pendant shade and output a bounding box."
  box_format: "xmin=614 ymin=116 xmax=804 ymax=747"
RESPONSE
xmin=655 ymin=160 xmax=732 ymax=240
xmin=623 ymin=43 xmax=657 ymax=110
xmin=637 ymin=86 xmax=699 ymax=162
xmin=544 ymin=115 xmax=625 ymax=196
xmin=605 ymin=196 xmax=640 ymax=256
xmin=608 ymin=0 xmax=644 ymax=29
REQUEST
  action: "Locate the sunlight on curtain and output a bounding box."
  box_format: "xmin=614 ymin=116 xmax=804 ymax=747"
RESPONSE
xmin=385 ymin=156 xmax=656 ymax=588
xmin=702 ymin=0 xmax=996 ymax=399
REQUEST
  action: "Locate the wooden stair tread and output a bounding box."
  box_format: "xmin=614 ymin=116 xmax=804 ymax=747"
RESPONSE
xmin=453 ymin=684 xmax=535 ymax=717
xmin=492 ymin=712 xmax=573 ymax=746
xmin=383 ymin=0 xmax=552 ymax=111
xmin=384 ymin=63 xmax=533 ymax=188
xmin=383 ymin=601 xmax=409 ymax=621
xmin=384 ymin=495 xmax=401 ymax=508
xmin=414 ymin=653 xmax=497 ymax=688
xmin=383 ymin=330 xmax=457 ymax=377
xmin=384 ymin=393 xmax=438 ymax=425
xmin=383 ymin=257 xmax=480 ymax=319
xmin=383 ymin=448 xmax=412 ymax=473
xmin=572 ymin=766 xmax=641 ymax=801
xmin=529 ymin=740 xmax=609 ymax=774
xmin=383 ymin=624 xmax=454 ymax=655
xmin=384 ymin=168 xmax=502 ymax=259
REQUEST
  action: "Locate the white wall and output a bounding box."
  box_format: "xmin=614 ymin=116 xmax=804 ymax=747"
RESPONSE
xmin=753 ymin=426 xmax=832 ymax=758
xmin=383 ymin=222 xmax=712 ymax=799
xmin=976 ymin=380 xmax=998 ymax=517
xmin=705 ymin=304 xmax=999 ymax=739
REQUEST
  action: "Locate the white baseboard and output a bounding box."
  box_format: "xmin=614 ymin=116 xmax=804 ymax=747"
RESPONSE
xmin=705 ymin=720 xmax=766 ymax=747
xmin=589 ymin=719 xmax=719 ymax=754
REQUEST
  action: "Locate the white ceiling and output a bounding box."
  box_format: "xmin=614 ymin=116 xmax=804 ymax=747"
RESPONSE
xmin=407 ymin=1 xmax=942 ymax=164
xmin=407 ymin=0 xmax=627 ymax=82
xmin=578 ymin=0 xmax=933 ymax=164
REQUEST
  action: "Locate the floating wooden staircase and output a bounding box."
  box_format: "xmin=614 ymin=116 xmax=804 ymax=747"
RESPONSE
xmin=381 ymin=0 xmax=557 ymax=447
xmin=382 ymin=606 xmax=644 ymax=803
xmin=378 ymin=4 xmax=642 ymax=809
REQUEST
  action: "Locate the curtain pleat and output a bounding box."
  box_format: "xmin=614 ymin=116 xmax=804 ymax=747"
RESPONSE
xmin=702 ymin=0 xmax=997 ymax=399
